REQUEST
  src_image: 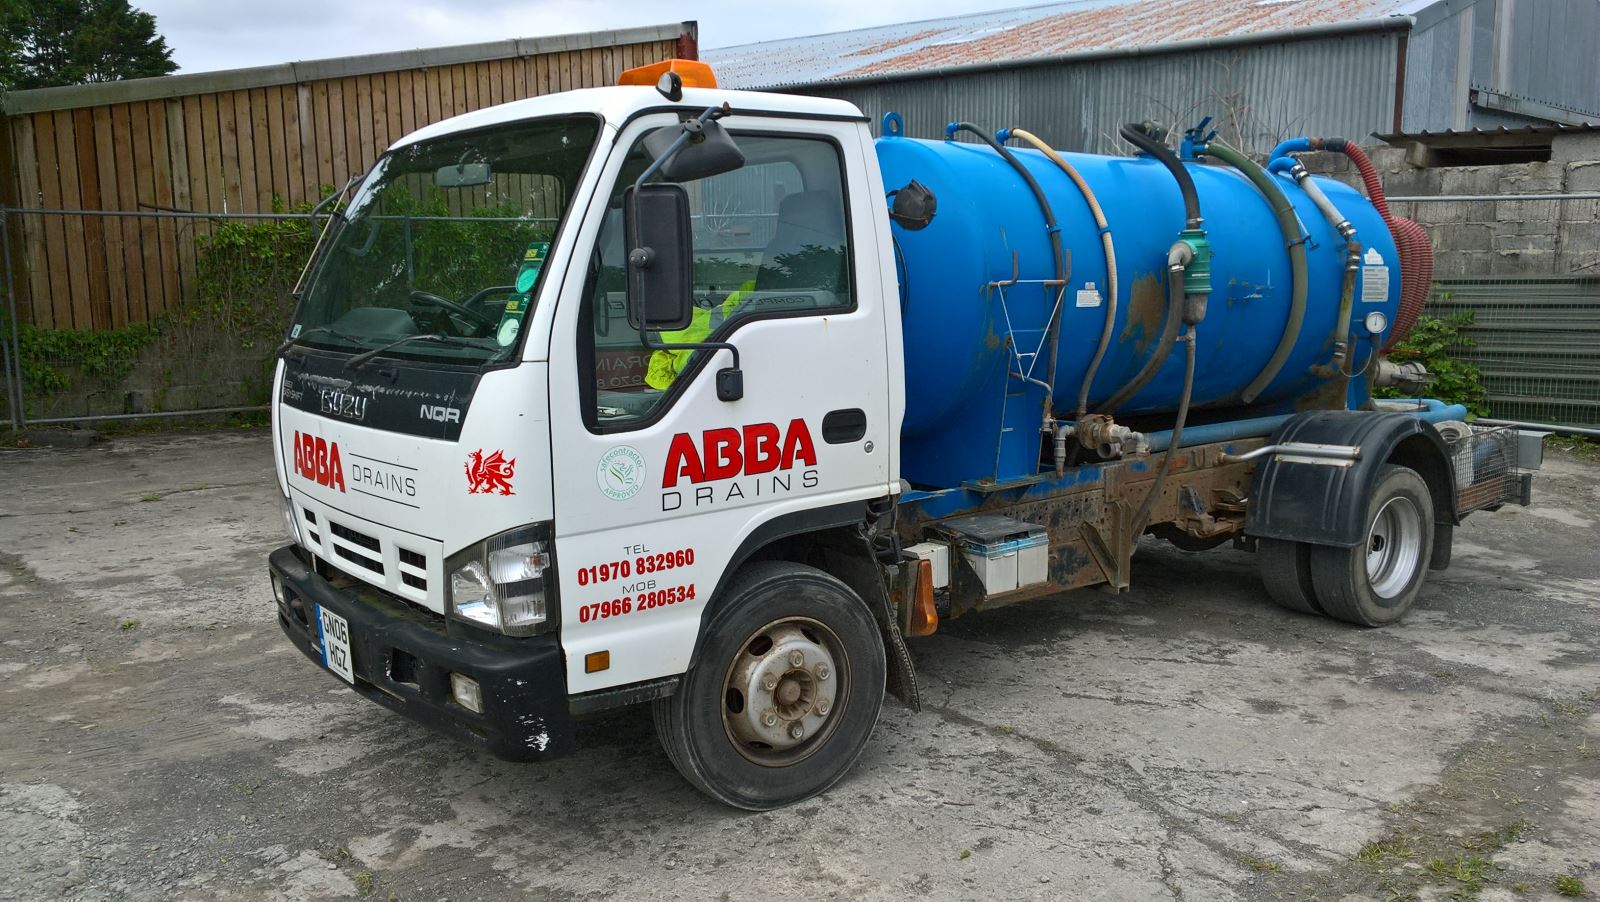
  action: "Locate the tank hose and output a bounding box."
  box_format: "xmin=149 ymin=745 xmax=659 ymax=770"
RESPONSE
xmin=1197 ymin=139 xmax=1308 ymax=405
xmin=948 ymin=122 xmax=1069 ymax=416
xmin=1119 ymin=123 xmax=1200 ymax=229
xmin=1097 ymin=244 xmax=1189 ymax=415
xmin=1096 ymin=123 xmax=1205 ymax=417
xmin=1128 ymin=324 xmax=1197 ymax=543
xmin=1002 ymin=128 xmax=1120 ymax=421
xmin=1270 ymin=156 xmax=1361 ymax=374
xmin=1269 ymin=137 xmax=1434 ymax=350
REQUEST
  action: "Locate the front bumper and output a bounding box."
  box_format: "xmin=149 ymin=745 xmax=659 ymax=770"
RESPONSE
xmin=269 ymin=545 xmax=575 ymax=761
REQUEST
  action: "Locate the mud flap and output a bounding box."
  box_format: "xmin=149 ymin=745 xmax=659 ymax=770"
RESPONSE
xmin=820 ymin=532 xmax=921 ymax=712
xmin=871 ymin=577 xmax=922 ymax=712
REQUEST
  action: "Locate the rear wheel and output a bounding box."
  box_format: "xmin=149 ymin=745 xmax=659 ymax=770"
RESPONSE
xmin=1309 ymin=465 xmax=1435 ymax=626
xmin=1257 ymin=538 xmax=1322 ymax=615
xmin=653 ymin=561 xmax=887 ymax=810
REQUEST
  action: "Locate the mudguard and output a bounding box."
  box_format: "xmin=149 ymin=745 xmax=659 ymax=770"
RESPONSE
xmin=1245 ymin=411 xmax=1459 ymax=548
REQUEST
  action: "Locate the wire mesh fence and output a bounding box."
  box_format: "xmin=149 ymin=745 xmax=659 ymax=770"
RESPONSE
xmin=0 ymin=207 xmax=320 ymax=428
xmin=3 ymin=193 xmax=1598 ymax=431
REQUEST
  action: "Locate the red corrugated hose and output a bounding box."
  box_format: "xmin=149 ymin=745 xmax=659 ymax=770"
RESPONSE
xmin=1327 ymin=140 xmax=1434 ymax=350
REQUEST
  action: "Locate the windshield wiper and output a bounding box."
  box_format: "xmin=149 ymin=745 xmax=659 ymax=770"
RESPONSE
xmin=344 ymin=333 xmax=481 ymax=371
xmin=278 ymin=325 xmax=361 ymax=357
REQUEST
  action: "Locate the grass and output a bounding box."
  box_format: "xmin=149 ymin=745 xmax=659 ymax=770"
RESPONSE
xmin=958 ymin=849 xmax=971 ymax=860
xmin=353 ymin=870 xmax=376 ymax=897
xmin=1357 ymin=834 xmax=1419 ymax=866
xmin=1460 ymin=821 xmax=1528 ymax=852
xmin=1237 ymin=854 xmax=1281 ymax=873
xmin=1555 ymin=875 xmax=1588 ymax=897
xmin=1555 ymin=436 xmax=1600 ymax=462
xmin=119 ymin=619 xmax=139 ymax=631
xmin=1426 ymin=854 xmax=1493 ymax=893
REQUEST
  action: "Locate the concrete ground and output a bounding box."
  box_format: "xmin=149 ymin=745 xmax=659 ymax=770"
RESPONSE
xmin=1 ymin=429 xmax=1597 ymax=902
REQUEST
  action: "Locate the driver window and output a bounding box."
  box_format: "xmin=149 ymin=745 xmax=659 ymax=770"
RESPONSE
xmin=585 ymin=132 xmax=853 ymax=427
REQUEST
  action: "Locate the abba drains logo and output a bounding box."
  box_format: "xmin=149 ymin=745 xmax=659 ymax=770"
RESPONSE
xmin=597 ymin=446 xmax=646 ymax=501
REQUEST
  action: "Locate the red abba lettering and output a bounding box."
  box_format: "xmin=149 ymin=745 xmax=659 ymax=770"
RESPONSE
xmin=292 ymin=431 xmax=346 ymax=492
xmin=662 ymin=419 xmax=817 ymax=488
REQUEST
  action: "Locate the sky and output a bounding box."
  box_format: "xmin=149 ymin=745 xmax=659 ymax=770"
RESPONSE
xmin=138 ymin=0 xmax=1044 ymax=74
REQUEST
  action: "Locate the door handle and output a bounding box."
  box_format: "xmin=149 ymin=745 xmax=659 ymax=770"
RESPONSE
xmin=821 ymin=408 xmax=868 ymax=444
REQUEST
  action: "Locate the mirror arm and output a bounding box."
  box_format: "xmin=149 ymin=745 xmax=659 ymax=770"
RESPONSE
xmin=639 ymin=332 xmax=743 ymax=402
xmin=632 ymin=103 xmax=732 ymax=190
xmin=639 ymin=332 xmax=740 ymax=371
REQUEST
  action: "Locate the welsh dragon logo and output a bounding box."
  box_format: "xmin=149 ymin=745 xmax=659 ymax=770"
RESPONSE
xmin=465 ymin=449 xmax=516 ymax=496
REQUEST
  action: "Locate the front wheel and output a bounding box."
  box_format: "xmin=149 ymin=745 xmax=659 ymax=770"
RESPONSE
xmin=653 ymin=561 xmax=887 ymax=810
xmin=1309 ymin=464 xmax=1435 ymax=626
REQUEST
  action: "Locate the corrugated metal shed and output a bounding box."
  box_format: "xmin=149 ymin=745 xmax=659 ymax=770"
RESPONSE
xmin=787 ymin=25 xmax=1407 ymax=154
xmin=706 ymin=0 xmax=1427 ymax=89
xmin=705 ymin=0 xmax=1599 ymax=148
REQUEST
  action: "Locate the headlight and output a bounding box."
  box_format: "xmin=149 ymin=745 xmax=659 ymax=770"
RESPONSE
xmin=279 ymin=492 xmax=302 ymax=545
xmin=446 ymin=523 xmax=556 ymax=636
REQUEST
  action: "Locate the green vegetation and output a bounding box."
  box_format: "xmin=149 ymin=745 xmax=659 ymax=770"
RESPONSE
xmin=1 ymin=0 xmax=177 ymax=90
xmin=1425 ymin=855 xmax=1493 ymax=894
xmin=1556 ymin=875 xmax=1588 ymax=897
xmin=16 ymin=323 xmax=158 ymax=394
xmin=1357 ymin=834 xmax=1419 ymax=866
xmin=118 ymin=618 xmax=139 ymax=631
xmin=1375 ymin=311 xmax=1490 ymax=417
xmin=1237 ymin=854 xmax=1281 ymax=873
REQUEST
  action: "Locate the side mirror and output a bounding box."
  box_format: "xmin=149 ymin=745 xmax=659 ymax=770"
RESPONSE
xmin=623 ymin=183 xmax=694 ymax=332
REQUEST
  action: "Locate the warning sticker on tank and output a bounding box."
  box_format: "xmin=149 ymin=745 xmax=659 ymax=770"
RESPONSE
xmin=1362 ymin=248 xmax=1390 ymax=302
xmin=1075 ymin=282 xmax=1103 ymax=308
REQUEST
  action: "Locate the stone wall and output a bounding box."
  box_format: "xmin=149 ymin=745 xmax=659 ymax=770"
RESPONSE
xmin=1299 ymin=132 xmax=1600 ymax=278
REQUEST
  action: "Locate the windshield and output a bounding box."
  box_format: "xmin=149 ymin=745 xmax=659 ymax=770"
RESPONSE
xmin=290 ymin=115 xmax=600 ymax=367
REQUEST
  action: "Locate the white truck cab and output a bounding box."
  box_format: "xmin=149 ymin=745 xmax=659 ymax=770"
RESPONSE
xmin=271 ymin=73 xmax=906 ymax=806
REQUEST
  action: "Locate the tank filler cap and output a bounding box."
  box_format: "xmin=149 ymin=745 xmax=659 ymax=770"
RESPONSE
xmin=882 ymin=112 xmax=905 ymax=137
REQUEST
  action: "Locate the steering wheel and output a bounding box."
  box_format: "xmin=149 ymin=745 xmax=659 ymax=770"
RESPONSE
xmin=462 ymin=285 xmax=518 ymax=309
xmin=409 ymin=290 xmax=497 ymax=329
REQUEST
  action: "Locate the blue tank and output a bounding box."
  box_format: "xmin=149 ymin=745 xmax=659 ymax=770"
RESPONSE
xmin=876 ymin=124 xmax=1403 ymax=490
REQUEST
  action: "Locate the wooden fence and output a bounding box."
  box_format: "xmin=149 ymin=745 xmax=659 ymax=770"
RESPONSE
xmin=0 ymin=23 xmax=695 ymax=330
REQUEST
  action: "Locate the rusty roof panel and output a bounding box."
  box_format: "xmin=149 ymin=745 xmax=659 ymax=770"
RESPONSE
xmin=706 ymin=0 xmax=1428 ymax=89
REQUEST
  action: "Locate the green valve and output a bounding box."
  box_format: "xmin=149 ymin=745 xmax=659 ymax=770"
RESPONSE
xmin=1177 ymin=227 xmax=1212 ymax=296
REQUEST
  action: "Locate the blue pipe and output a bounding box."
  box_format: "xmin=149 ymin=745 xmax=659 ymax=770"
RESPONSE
xmin=1145 ymin=413 xmax=1293 ymax=452
xmin=1268 ymin=137 xmax=1313 ymax=165
xmin=1267 ymin=157 xmax=1297 ymax=175
xmin=1143 ymin=399 xmax=1469 ymax=452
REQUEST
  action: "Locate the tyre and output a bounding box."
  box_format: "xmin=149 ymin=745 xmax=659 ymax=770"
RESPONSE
xmin=1257 ymin=537 xmax=1322 ymax=616
xmin=653 ymin=560 xmax=887 ymax=810
xmin=1309 ymin=465 xmax=1435 ymax=626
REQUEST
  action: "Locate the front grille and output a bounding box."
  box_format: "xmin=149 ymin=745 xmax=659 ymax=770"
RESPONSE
xmin=334 ymin=543 xmax=385 ymax=575
xmin=401 ymin=572 xmax=427 ymax=590
xmin=398 ymin=548 xmax=426 ymax=569
xmin=330 ymin=521 xmax=380 ymax=553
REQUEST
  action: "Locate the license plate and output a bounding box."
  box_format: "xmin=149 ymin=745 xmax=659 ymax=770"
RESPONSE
xmin=316 ymin=605 xmax=355 ymax=684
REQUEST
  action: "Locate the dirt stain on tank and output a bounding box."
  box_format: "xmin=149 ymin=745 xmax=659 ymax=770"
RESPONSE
xmin=1118 ymin=273 xmax=1165 ymax=353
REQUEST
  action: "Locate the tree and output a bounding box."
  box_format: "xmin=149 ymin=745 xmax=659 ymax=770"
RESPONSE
xmin=0 ymin=0 xmax=177 ymax=90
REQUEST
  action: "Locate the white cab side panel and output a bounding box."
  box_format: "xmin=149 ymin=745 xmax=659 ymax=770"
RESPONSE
xmin=544 ymin=113 xmax=896 ymax=693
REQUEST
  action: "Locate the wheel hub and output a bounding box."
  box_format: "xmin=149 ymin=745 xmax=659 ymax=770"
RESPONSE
xmin=1366 ymin=495 xmax=1422 ymax=599
xmin=723 ymin=620 xmax=842 ymax=763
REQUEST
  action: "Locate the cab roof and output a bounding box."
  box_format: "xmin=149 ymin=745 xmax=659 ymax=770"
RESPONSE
xmin=390 ymin=86 xmax=867 ymax=151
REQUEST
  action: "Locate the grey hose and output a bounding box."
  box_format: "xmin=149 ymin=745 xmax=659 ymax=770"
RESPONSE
xmin=1096 ymin=242 xmax=1191 ymax=415
xmin=1198 ymin=139 xmax=1307 ymax=405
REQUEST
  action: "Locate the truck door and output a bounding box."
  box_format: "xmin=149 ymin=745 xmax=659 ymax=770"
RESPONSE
xmin=546 ymin=115 xmax=895 ymax=694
